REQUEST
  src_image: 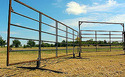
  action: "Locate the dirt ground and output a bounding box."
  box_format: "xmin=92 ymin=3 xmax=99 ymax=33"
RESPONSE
xmin=0 ymin=48 xmax=125 ymax=77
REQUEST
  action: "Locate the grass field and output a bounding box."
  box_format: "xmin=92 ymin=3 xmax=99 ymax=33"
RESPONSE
xmin=0 ymin=47 xmax=125 ymax=77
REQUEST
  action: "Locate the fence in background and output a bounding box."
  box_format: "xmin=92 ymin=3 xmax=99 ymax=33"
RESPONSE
xmin=78 ymin=21 xmax=124 ymax=57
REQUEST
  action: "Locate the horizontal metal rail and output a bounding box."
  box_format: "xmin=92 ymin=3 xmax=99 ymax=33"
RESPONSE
xmin=10 ymin=37 xmax=39 ymax=41
xmin=81 ymin=33 xmax=122 ymax=35
xmin=82 ymin=47 xmax=111 ymax=49
xmin=80 ymin=21 xmax=124 ymax=25
xmin=111 ymin=47 xmax=123 ymax=48
xmin=81 ymin=48 xmax=96 ymax=49
xmin=10 ymin=49 xmax=39 ymax=52
xmin=81 ymin=30 xmax=123 ymax=32
xmin=81 ymin=41 xmax=123 ymax=42
xmin=14 ymin=0 xmax=78 ymax=32
xmin=82 ymin=47 xmax=122 ymax=49
xmin=12 ymin=11 xmax=39 ymax=22
xmin=10 ymin=37 xmax=79 ymax=45
xmin=82 ymin=37 xmax=122 ymax=39
xmin=11 ymin=24 xmax=39 ymax=32
xmin=81 ymin=44 xmax=123 ymax=45
xmin=10 ymin=48 xmax=79 ymax=52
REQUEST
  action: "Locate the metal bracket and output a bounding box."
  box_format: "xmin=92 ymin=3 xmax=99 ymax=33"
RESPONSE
xmin=11 ymin=6 xmax=14 ymax=12
xmin=79 ymin=21 xmax=83 ymax=26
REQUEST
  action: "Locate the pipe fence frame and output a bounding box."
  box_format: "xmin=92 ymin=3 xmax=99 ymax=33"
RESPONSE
xmin=78 ymin=21 xmax=125 ymax=57
xmin=7 ymin=0 xmax=79 ymax=67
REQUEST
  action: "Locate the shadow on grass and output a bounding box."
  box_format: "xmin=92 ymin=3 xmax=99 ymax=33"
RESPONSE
xmin=118 ymin=54 xmax=125 ymax=55
xmin=63 ymin=56 xmax=90 ymax=60
xmin=0 ymin=68 xmax=11 ymax=69
xmin=17 ymin=67 xmax=65 ymax=74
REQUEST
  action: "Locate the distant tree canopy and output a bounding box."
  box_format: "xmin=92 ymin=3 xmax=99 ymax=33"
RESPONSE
xmin=6 ymin=38 xmax=121 ymax=48
xmin=12 ymin=40 xmax=21 ymax=47
xmin=0 ymin=36 xmax=6 ymax=47
xmin=27 ymin=40 xmax=35 ymax=48
xmin=81 ymin=39 xmax=122 ymax=46
xmin=23 ymin=39 xmax=122 ymax=48
xmin=0 ymin=35 xmax=122 ymax=48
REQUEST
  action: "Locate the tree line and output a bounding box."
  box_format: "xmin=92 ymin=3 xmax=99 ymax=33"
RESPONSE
xmin=0 ymin=36 xmax=122 ymax=48
xmin=81 ymin=39 xmax=123 ymax=46
xmin=10 ymin=40 xmax=78 ymax=48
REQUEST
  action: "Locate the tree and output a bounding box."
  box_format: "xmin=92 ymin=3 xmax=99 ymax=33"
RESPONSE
xmin=112 ymin=41 xmax=119 ymax=44
xmin=23 ymin=45 xmax=27 ymax=48
xmin=12 ymin=40 xmax=21 ymax=47
xmin=51 ymin=44 xmax=54 ymax=47
xmin=0 ymin=36 xmax=6 ymax=47
xmin=27 ymin=40 xmax=35 ymax=47
xmin=62 ymin=40 xmax=66 ymax=47
xmin=104 ymin=40 xmax=107 ymax=44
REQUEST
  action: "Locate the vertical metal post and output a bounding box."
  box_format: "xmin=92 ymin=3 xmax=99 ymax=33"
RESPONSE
xmin=56 ymin=21 xmax=58 ymax=57
xmin=123 ymin=31 xmax=125 ymax=54
xmin=7 ymin=0 xmax=12 ymax=66
xmin=79 ymin=21 xmax=82 ymax=58
xmin=122 ymin=32 xmax=123 ymax=43
xmin=73 ymin=30 xmax=75 ymax=58
xmin=77 ymin=32 xmax=79 ymax=53
xmin=66 ymin=27 xmax=68 ymax=55
xmin=122 ymin=24 xmax=124 ymax=45
xmin=123 ymin=24 xmax=124 ymax=32
xmin=109 ymin=31 xmax=111 ymax=52
xmin=36 ymin=13 xmax=42 ymax=68
xmin=95 ymin=31 xmax=97 ymax=52
xmin=122 ymin=24 xmax=125 ymax=54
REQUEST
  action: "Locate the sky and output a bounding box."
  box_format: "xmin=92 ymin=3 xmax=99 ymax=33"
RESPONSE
xmin=0 ymin=0 xmax=125 ymax=45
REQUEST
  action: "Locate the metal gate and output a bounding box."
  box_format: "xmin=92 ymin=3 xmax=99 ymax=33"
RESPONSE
xmin=78 ymin=21 xmax=125 ymax=57
xmin=7 ymin=0 xmax=79 ymax=67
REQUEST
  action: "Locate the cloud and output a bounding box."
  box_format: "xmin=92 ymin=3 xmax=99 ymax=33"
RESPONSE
xmin=15 ymin=23 xmax=20 ymax=25
xmin=108 ymin=14 xmax=125 ymax=23
xmin=107 ymin=0 xmax=117 ymax=5
xmin=65 ymin=0 xmax=119 ymax=15
xmin=93 ymin=2 xmax=99 ymax=5
xmin=66 ymin=1 xmax=87 ymax=15
xmin=88 ymin=0 xmax=118 ymax=12
xmin=52 ymin=0 xmax=63 ymax=7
